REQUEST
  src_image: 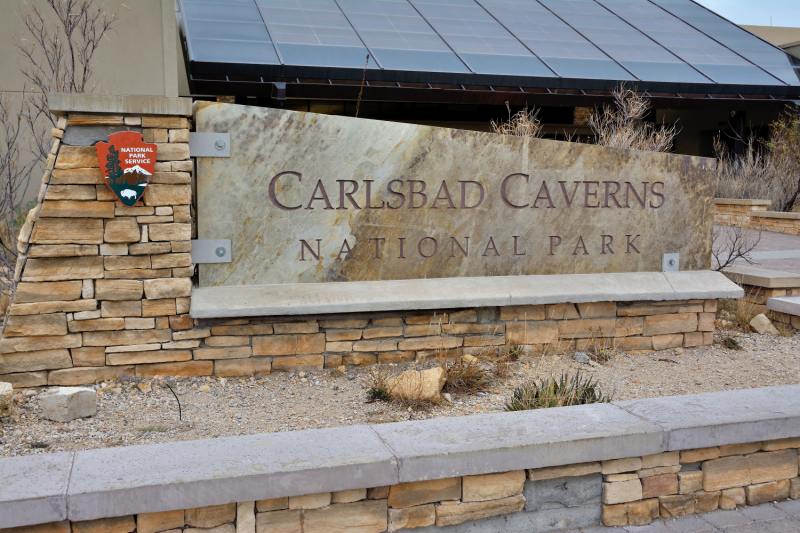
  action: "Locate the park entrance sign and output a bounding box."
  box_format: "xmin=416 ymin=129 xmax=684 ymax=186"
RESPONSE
xmin=96 ymin=131 xmax=156 ymax=207
xmin=195 ymin=102 xmax=714 ymax=287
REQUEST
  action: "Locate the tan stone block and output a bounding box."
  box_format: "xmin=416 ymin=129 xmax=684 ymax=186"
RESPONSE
xmin=762 ymin=438 xmax=800 ymax=451
xmin=703 ymin=455 xmax=749 ymax=491
xmin=71 ymin=346 xmax=105 ymax=367
xmin=499 ymin=305 xmax=545 ymax=321
xmin=331 ymin=488 xmax=367 ymax=503
xmin=128 ymin=242 xmax=171 ymax=255
xmin=48 ymin=365 xmax=134 ymax=386
xmin=72 ymin=516 xmax=136 ymax=533
xmin=641 ymin=451 xmax=680 ymax=469
xmin=4 ymin=313 xmax=68 ymax=337
xmin=404 ymin=324 xmax=442 ymax=337
xmin=605 ymin=473 xmax=638 ymax=482
xmin=0 ymin=331 xmax=82 ymax=354
xmin=683 ymin=331 xmax=704 ymax=347
xmin=255 ymin=509 xmax=300 ymax=533
xmin=205 ymin=336 xmax=250 ymax=347
xmin=104 ymin=255 xmax=150 ymax=270
xmin=273 ymin=322 xmax=319 ymax=334
xmin=151 ymin=253 xmax=192 ymax=269
xmin=695 ymin=490 xmax=720 ymax=513
xmin=367 ymin=486 xmax=391 ymax=499
xmin=602 ymin=457 xmax=643 ymax=474
xmin=641 ymin=474 xmax=678 ymax=498
xmin=30 ymin=217 xmax=105 ymax=245
xmin=615 ymin=316 xmax=644 ymax=337
xmin=154 ymin=142 xmax=190 ymax=161
xmin=0 ymin=348 xmax=73 ymax=373
xmin=40 ymin=201 xmax=114 ymax=218
xmin=0 ymin=371 xmax=48 ymax=388
xmin=15 ymin=281 xmax=83 ymax=303
xmin=136 ymin=361 xmax=213 ymax=378
xmin=55 ymin=145 xmax=99 ymax=168
xmin=658 ymin=494 xmax=695 ymax=517
xmin=96 ymin=186 xmax=116 ymax=201
xmin=544 ymin=303 xmax=579 ymax=320
xmin=185 ymin=503 xmax=236 ymax=528
xmin=388 ymin=504 xmax=435 ymax=531
xmin=50 ymin=168 xmax=104 ymax=185
xmin=68 ymin=317 xmax=125 ymax=333
xmin=142 ymin=117 xmax=191 ymax=129
xmin=434 ymin=495 xmax=525 ymax=527
xmin=342 ymin=353 xmax=377 ymax=366
xmin=678 ymin=471 xmax=703 ymax=494
xmin=790 ymin=477 xmax=800 ymax=499
xmin=176 ymin=297 xmax=190 ymax=314
xmin=173 ymin=205 xmax=191 ymax=222
xmin=462 ymin=336 xmax=504 ymax=347
xmin=405 ymin=315 xmax=446 ymax=325
xmin=101 ymin=300 xmax=142 ymax=317
xmin=397 ymin=336 xmax=461 ymax=351
xmin=603 ymin=479 xmax=642 ymax=504
xmin=505 ymin=321 xmax=559 ymax=345
xmin=194 ymin=347 xmax=252 ymax=360
xmin=211 ymin=325 xmax=272 ymax=336
xmin=643 ymin=313 xmax=698 ymax=336
xmin=143 ymin=128 xmax=168 ymax=143
xmin=137 ymin=510 xmax=185 ymax=533
xmin=528 ymin=462 xmax=600 ymax=482
xmin=602 ymin=504 xmax=627 ymax=527
xmin=353 ymin=339 xmax=398 ymax=351
xmin=748 ymin=450 xmax=799 ymax=484
xmin=95 ymin=279 xmax=143 ymax=301
xmin=256 ymin=497 xmax=288 ymax=512
xmin=705 ymin=300 xmax=718 ymax=312
xmin=682 ymin=447 xmax=721 ymax=463
xmin=105 ymin=343 xmax=161 ymax=353
xmin=27 ymin=244 xmax=99 ymax=257
xmin=84 ymin=329 xmax=171 ymax=347
xmin=103 ymin=218 xmax=140 ymax=243
xmin=719 ymin=487 xmax=745 ymax=509
xmin=328 ymin=329 xmax=364 ymax=341
xmin=214 ymin=357 xmax=270 ymax=377
xmin=558 ymin=318 xmax=617 ymax=339
xmin=651 ymin=333 xmax=686 ymax=350
xmin=46 ymin=185 xmax=97 ymax=201
xmin=377 ymin=351 xmax=416 ymax=364
xmin=371 ymin=318 xmax=403 ymax=327
xmin=100 ymin=243 xmax=129 ymax=256
xmin=173 ymin=328 xmax=211 ymax=340
xmin=141 ymin=299 xmax=176 ymax=317
xmin=152 ymin=172 xmax=191 ymax=184
xmin=576 ymin=302 xmax=616 ymax=318
xmin=172 ymin=266 xmax=195 ymax=277
xmin=144 ymin=278 xmax=192 ymax=299
xmin=271 ymin=356 xmax=324 ymax=372
xmin=149 ymin=223 xmax=191 ymax=241
xmin=442 ymin=323 xmax=503 ymax=335
xmin=0 ymin=522 xmax=72 ymax=533
xmin=746 ymin=479 xmax=790 ymax=505
xmin=720 ymin=442 xmax=762 ymax=456
xmin=627 ymin=498 xmax=659 ymax=526
xmin=288 ymin=492 xmax=331 ymax=509
xmin=144 ymin=184 xmax=192 ymax=206
xmin=107 ymin=350 xmax=191 ymax=365
xmin=389 ymin=477 xmax=461 ymax=508
xmin=252 ymin=334 xmax=325 ymax=356
xmin=448 ymin=310 xmax=477 ymax=322
xmin=698 ymin=312 xmax=715 ymax=332
xmin=303 ymin=500 xmax=387 ymax=533
xmin=167 ymin=314 xmax=193 ymax=331
xmin=462 ymin=470 xmax=525 ymax=502
xmin=638 ymin=465 xmax=682 ymax=479
xmin=67 ymin=114 xmax=124 ymax=126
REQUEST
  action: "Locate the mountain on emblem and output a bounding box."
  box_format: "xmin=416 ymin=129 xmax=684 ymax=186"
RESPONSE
xmin=96 ymin=131 xmax=158 ymax=207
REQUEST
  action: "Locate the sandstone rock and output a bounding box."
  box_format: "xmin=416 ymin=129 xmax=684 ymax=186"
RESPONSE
xmin=606 ymin=473 xmax=638 ymax=482
xmin=148 ymin=223 xmax=192 ymax=241
xmin=499 ymin=304 xmax=545 ymax=321
xmin=135 ymin=361 xmax=213 ymax=378
xmin=434 ymin=495 xmax=525 ymax=527
xmin=0 ymin=334 xmax=81 ymax=356
xmin=236 ymin=502 xmax=255 ymax=533
xmin=678 ymin=471 xmax=703 ymax=494
xmin=367 ymin=486 xmax=391 ymax=500
xmin=252 ymin=334 xmax=325 ymax=356
xmin=212 ymin=325 xmax=272 ymax=336
xmin=681 ymin=447 xmax=720 ymax=463
xmin=54 ymin=145 xmax=99 ymax=168
xmin=255 ymin=509 xmax=300 ymax=533
xmin=790 ymin=477 xmax=800 ymax=499
xmin=389 ymin=504 xmax=435 ymax=531
xmin=185 ymin=524 xmax=234 ymax=533
xmin=155 ymin=142 xmax=190 ymax=161
xmin=104 ymin=218 xmax=141 ymax=243
xmin=641 ymin=451 xmax=680 ymax=469
xmin=185 ymin=503 xmax=236 ymax=528
xmin=388 ymin=477 xmax=461 ymax=508
xmin=0 ymin=381 xmax=12 ymax=401
xmin=0 ymin=522 xmax=71 ymax=533
xmin=762 ymin=438 xmax=800 ymax=451
xmin=637 ymin=465 xmax=681 ymax=478
xmin=603 ymin=479 xmax=642 ymax=504
xmin=719 ymin=487 xmax=745 ymax=509
xmin=695 ymin=490 xmax=720 ymax=513
xmin=206 ymin=336 xmax=250 ymax=347
xmin=601 ymin=457 xmax=643 ymax=474
xmin=51 ymin=168 xmax=103 ymax=185
xmin=602 ymin=504 xmax=627 ymax=526
xmin=386 ymin=367 xmax=446 ymax=402
xmin=144 ymin=278 xmax=192 ymax=299
xmin=750 ymin=313 xmax=780 ymax=335
xmin=529 ymin=462 xmax=601 ymax=480
xmin=142 ymin=117 xmax=191 ymax=129
xmin=27 ymin=244 xmax=99 ymax=257
xmin=39 ymin=201 xmax=114 ymax=218
xmin=256 ymin=498 xmax=288 ymax=512
xmin=31 ymin=218 xmax=104 ymax=245
xmin=658 ymin=493 xmax=695 ymax=517
xmin=137 ymin=510 xmax=185 ymax=533
xmin=270 ymin=356 xmax=324 ymax=372
xmin=47 ymin=185 xmax=97 ymax=201
xmin=173 ymin=328 xmax=211 ymax=340
xmin=71 ymin=516 xmax=135 ymax=533
xmin=48 ymin=365 xmax=134 ymax=386
xmin=0 ymin=372 xmax=46 ymax=389
xmin=748 ymin=450 xmax=799 ymax=484
xmin=462 ymin=470 xmax=525 ymax=502
xmin=152 ymin=172 xmax=191 ymax=184
xmin=331 ymin=488 xmax=367 ymax=503
xmin=104 ymin=255 xmax=150 ymax=270
xmin=142 ymin=299 xmax=177 ymax=317
xmin=151 ymin=253 xmax=192 ymax=269
xmin=641 ymin=474 xmax=678 ymax=498
xmin=353 ymin=340 xmax=397 ymax=352
xmin=703 ymin=455 xmax=749 ymax=492
xmin=23 ymin=256 xmax=104 ymax=282
xmin=651 ymin=334 xmax=684 ymax=351
xmin=101 ymin=300 xmax=142 ymax=317
xmin=559 ymin=318 xmax=616 ymax=339
xmin=746 ymin=480 xmax=790 ymax=505
xmin=144 ymin=129 xmax=168 ymax=143
xmin=4 ymin=313 xmax=68 ymax=337
xmin=627 ymin=498 xmax=659 ymax=526
xmin=144 ymin=184 xmax=192 ymax=206
xmin=107 ymin=350 xmax=192 ymax=366
xmin=643 ymin=313 xmax=698 ymax=336
xmin=505 ymin=321 xmax=559 ymax=345
xmin=720 ymin=442 xmax=762 ymax=456
xmin=403 ymin=324 xmax=442 ymax=337
xmin=397 ymin=336 xmax=460 ymax=351
xmin=545 ymin=303 xmax=580 ymax=320
xmin=289 ymin=492 xmax=331 ymax=509
xmin=95 ymin=279 xmax=143 ymax=301
xmin=342 ymin=353 xmax=377 ymax=366
xmin=84 ymin=329 xmax=171 ymax=347
xmin=42 ymin=387 xmax=96 ymax=422
xmin=304 ymin=500 xmax=388 ymax=533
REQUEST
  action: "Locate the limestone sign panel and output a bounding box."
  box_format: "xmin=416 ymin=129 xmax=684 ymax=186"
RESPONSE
xmin=195 ymin=103 xmax=714 ymax=287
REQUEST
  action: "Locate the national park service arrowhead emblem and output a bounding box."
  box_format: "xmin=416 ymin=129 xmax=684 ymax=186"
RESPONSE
xmin=96 ymin=131 xmax=157 ymax=207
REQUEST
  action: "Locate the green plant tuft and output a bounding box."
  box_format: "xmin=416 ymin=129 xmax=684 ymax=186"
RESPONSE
xmin=505 ymin=371 xmax=611 ymax=411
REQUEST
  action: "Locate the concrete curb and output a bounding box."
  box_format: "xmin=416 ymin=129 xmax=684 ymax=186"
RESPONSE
xmin=2 ymin=384 xmax=799 ymax=528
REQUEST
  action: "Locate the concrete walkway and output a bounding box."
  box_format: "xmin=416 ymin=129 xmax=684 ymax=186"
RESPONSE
xmin=568 ymin=500 xmax=800 ymax=532
xmin=722 ymin=228 xmax=800 ymax=276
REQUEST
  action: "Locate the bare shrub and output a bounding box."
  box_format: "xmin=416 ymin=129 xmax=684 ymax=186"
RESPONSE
xmin=711 ymin=225 xmax=761 ymax=271
xmin=714 ymin=105 xmax=800 ymax=212
xmin=590 ymin=84 xmax=678 ymax=152
xmin=491 ymin=103 xmax=544 ymax=139
xmin=440 ymin=353 xmax=491 ymax=395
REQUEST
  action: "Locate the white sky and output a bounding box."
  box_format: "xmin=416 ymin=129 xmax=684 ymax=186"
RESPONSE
xmin=693 ymin=0 xmax=800 ymax=28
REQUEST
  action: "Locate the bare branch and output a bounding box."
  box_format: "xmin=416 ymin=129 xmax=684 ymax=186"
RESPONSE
xmin=711 ymin=225 xmax=762 ymax=272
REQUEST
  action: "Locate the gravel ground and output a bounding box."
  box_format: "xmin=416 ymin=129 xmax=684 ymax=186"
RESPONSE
xmin=1 ymin=330 xmax=799 ymax=458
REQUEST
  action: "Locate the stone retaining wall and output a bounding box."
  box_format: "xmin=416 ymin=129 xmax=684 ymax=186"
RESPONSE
xmin=715 ymin=199 xmax=800 ymax=236
xmin=3 ymin=438 xmax=799 ymax=533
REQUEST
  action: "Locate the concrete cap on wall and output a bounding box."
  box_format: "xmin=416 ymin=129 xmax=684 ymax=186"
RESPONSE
xmin=48 ymin=93 xmax=192 ymax=117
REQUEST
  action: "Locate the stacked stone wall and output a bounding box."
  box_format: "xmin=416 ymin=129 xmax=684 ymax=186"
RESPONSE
xmin=3 ymin=438 xmax=798 ymax=533
xmin=715 ymin=200 xmax=800 ymax=236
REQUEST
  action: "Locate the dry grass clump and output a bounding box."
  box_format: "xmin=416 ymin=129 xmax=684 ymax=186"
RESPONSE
xmin=505 ymin=371 xmax=611 ymax=411
xmin=440 ymin=354 xmax=492 ymax=395
xmin=491 ymin=104 xmax=544 ymax=139
xmin=365 ymin=366 xmax=393 ymax=403
xmin=717 ymin=294 xmax=759 ymax=332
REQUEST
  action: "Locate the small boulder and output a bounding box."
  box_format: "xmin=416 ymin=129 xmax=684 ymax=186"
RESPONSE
xmin=387 ymin=367 xmax=446 ymax=402
xmin=0 ymin=382 xmax=12 ymax=401
xmin=573 ymin=352 xmax=591 ymax=364
xmin=750 ymin=313 xmax=779 ymax=335
xmin=42 ymin=387 xmax=97 ymax=422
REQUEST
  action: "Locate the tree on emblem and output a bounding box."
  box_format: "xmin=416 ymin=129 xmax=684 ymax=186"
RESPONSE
xmin=105 ymin=145 xmax=122 ymax=184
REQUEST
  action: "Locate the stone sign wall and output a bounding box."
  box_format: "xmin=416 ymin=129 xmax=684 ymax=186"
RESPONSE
xmin=195 ymin=102 xmax=715 ymax=287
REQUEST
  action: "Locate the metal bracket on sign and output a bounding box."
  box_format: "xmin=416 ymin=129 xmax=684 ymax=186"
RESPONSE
xmin=662 ymin=253 xmax=680 ymax=272
xmin=189 ymin=132 xmax=230 ymax=157
xmin=191 ymin=239 xmax=232 ymax=264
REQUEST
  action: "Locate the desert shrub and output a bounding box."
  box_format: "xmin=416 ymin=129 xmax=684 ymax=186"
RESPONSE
xmin=505 ymin=371 xmax=611 ymax=411
xmin=441 ymin=354 xmax=491 ymax=394
xmin=488 ymin=343 xmax=522 ymax=380
xmin=491 ymin=104 xmax=544 ymax=139
xmin=366 ymin=367 xmax=393 ymax=402
xmin=717 ymin=294 xmax=758 ymax=332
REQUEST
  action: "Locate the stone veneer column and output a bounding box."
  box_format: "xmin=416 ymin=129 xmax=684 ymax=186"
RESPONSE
xmin=0 ymin=96 xmax=197 ymax=387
